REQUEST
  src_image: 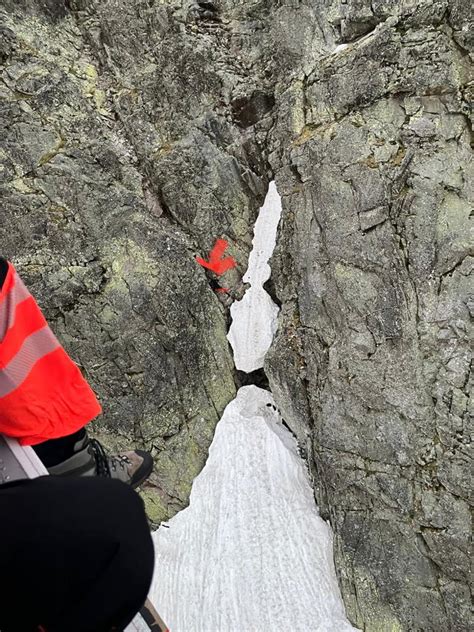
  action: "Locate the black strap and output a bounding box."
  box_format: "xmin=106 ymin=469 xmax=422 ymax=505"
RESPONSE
xmin=139 ymin=603 xmax=168 ymax=631
xmin=0 ymin=257 xmax=8 ymax=290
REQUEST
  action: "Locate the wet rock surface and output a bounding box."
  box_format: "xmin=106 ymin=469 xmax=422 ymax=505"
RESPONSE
xmin=1 ymin=1 xmax=472 ymax=630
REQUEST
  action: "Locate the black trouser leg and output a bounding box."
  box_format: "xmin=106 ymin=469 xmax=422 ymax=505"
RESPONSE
xmin=0 ymin=476 xmax=155 ymax=632
xmin=33 ymin=428 xmax=87 ymax=467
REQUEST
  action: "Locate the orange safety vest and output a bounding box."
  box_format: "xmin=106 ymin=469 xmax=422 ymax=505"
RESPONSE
xmin=0 ymin=261 xmax=102 ymax=445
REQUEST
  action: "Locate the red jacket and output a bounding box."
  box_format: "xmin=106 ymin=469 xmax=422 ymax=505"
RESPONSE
xmin=0 ymin=261 xmax=102 ymax=445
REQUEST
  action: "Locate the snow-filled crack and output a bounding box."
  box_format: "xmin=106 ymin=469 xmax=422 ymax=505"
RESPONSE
xmin=144 ymin=181 xmax=359 ymax=632
xmin=227 ymin=180 xmax=282 ymax=373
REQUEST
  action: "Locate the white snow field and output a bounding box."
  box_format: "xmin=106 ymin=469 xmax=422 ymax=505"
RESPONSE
xmin=143 ymin=182 xmax=358 ymax=631
xmin=227 ymin=180 xmax=281 ymax=372
xmin=149 ymin=386 xmax=357 ymax=632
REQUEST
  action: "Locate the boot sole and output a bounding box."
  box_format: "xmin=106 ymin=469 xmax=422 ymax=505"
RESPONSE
xmin=130 ymin=450 xmax=154 ymax=488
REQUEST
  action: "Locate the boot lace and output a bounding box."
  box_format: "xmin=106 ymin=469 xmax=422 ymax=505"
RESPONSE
xmin=89 ymin=439 xmax=132 ymax=478
xmin=88 ymin=438 xmax=111 ymax=478
xmin=109 ymin=453 xmax=133 ymax=474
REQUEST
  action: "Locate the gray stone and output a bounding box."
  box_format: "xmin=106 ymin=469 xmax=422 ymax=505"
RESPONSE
xmin=266 ymin=2 xmax=472 ymax=630
xmin=1 ymin=0 xmax=472 ymax=629
xmin=0 ymin=0 xmax=270 ymax=524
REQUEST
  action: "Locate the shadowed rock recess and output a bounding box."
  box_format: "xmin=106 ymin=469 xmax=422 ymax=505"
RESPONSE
xmin=1 ymin=1 xmax=472 ymax=630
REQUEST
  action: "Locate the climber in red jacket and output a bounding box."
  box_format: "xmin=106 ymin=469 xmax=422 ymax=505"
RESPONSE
xmin=0 ymin=257 xmax=156 ymax=631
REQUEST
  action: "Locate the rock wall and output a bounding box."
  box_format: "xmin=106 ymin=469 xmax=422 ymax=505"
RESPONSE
xmin=1 ymin=1 xmax=472 ymax=630
xmin=266 ymin=1 xmax=473 ymax=630
xmin=0 ymin=0 xmax=273 ymax=523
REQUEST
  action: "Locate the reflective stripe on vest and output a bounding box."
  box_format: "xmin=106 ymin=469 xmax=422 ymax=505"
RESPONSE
xmin=0 ymin=326 xmax=60 ymax=397
xmin=0 ymin=262 xmax=102 ymax=445
xmin=0 ymin=270 xmax=59 ymax=394
xmin=0 ymin=272 xmax=30 ymax=340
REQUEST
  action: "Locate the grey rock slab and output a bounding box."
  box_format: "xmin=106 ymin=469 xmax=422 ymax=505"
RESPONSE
xmin=266 ymin=2 xmax=473 ymax=630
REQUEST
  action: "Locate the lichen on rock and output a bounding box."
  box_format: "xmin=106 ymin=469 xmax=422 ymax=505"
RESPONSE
xmin=1 ymin=0 xmax=472 ymax=629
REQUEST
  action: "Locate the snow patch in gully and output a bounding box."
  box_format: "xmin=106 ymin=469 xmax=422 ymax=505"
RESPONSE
xmin=227 ymin=180 xmax=281 ymax=373
xmin=147 ymin=182 xmax=358 ymax=631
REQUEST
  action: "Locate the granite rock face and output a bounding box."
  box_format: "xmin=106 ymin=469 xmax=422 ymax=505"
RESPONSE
xmin=1 ymin=1 xmax=472 ymax=630
xmin=266 ymin=1 xmax=473 ymax=630
xmin=0 ymin=0 xmax=272 ymax=523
